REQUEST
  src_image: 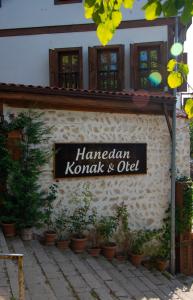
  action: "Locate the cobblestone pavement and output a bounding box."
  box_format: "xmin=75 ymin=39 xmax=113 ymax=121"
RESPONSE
xmin=1 ymin=230 xmax=193 ymax=300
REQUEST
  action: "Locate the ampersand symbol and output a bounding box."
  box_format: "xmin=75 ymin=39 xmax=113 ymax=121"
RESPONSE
xmin=107 ymin=163 xmax=114 ymax=173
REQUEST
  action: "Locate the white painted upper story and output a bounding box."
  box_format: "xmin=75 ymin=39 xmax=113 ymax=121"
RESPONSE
xmin=0 ymin=0 xmax=184 ymax=91
xmin=0 ymin=0 xmax=146 ymax=29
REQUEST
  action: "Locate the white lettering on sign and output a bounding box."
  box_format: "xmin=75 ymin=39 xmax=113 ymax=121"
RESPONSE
xmin=75 ymin=147 xmax=130 ymax=161
xmin=117 ymin=160 xmax=140 ymax=173
xmin=65 ymin=161 xmax=104 ymax=175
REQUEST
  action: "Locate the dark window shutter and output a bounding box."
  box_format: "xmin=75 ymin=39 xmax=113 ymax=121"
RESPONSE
xmin=88 ymin=47 xmax=97 ymax=89
xmin=130 ymin=44 xmax=138 ymax=89
xmin=118 ymin=45 xmax=125 ymax=90
xmin=178 ymin=52 xmax=187 ymax=92
xmin=160 ymin=42 xmax=167 ymax=88
xmin=78 ymin=47 xmax=83 ymax=89
xmin=49 ymin=49 xmax=58 ymax=87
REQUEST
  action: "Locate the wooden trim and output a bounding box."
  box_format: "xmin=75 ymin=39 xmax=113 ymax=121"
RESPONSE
xmin=0 ymin=18 xmax=177 ymax=38
xmin=89 ymin=44 xmax=124 ymax=90
xmin=54 ymin=0 xmax=81 ymax=4
xmin=0 ymin=90 xmax=175 ymax=115
xmin=131 ymin=41 xmax=167 ymax=90
xmin=49 ymin=47 xmax=83 ymax=88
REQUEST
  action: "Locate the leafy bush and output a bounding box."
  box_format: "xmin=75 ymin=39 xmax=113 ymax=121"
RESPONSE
xmin=98 ymin=215 xmax=118 ymax=244
xmin=54 ymin=207 xmax=70 ymax=240
xmin=69 ymin=184 xmax=93 ymax=238
xmin=130 ymin=229 xmax=158 ymax=255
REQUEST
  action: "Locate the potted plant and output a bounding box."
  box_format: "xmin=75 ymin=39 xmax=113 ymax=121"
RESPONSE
xmin=155 ymin=221 xmax=170 ymax=272
xmin=0 ymin=194 xmax=17 ymax=237
xmin=3 ymin=111 xmax=52 ymax=241
xmin=155 ymin=244 xmax=170 ymax=272
xmin=43 ymin=184 xmax=58 ymax=245
xmin=98 ymin=215 xmax=118 ymax=260
xmin=114 ymin=202 xmax=130 ymax=261
xmin=0 ymin=121 xmax=16 ymax=237
xmin=55 ymin=207 xmax=70 ymax=250
xmin=130 ymin=229 xmax=156 ymax=267
xmin=69 ymin=184 xmax=93 ymax=253
xmin=88 ymin=208 xmax=101 ymax=257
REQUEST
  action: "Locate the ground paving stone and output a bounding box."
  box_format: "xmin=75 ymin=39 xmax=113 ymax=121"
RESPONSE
xmin=93 ymin=287 xmax=116 ymax=300
xmin=2 ymin=231 xmax=193 ymax=300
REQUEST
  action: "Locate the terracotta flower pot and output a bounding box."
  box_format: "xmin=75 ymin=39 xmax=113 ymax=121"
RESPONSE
xmin=103 ymin=243 xmax=117 ymax=260
xmin=130 ymin=253 xmax=144 ymax=267
xmin=71 ymin=236 xmax=87 ymax=253
xmin=44 ymin=231 xmax=57 ymax=246
xmin=20 ymin=228 xmax=33 ymax=241
xmin=56 ymin=239 xmax=69 ymax=250
xmin=115 ymin=251 xmax=127 ymax=261
xmin=156 ymin=259 xmax=169 ymax=272
xmin=2 ymin=223 xmax=16 ymax=237
xmin=88 ymin=247 xmax=101 ymax=257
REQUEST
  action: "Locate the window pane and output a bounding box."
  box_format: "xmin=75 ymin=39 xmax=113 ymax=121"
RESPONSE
xmin=140 ymin=51 xmax=148 ymax=61
xmin=98 ymin=49 xmax=118 ymax=90
xmin=110 ymin=52 xmax=117 ymax=64
xmin=140 ymin=62 xmax=148 ymax=70
xmin=150 ymin=50 xmax=158 ymax=61
xmin=58 ymin=51 xmax=80 ymax=88
xmin=137 ymin=45 xmax=162 ymax=90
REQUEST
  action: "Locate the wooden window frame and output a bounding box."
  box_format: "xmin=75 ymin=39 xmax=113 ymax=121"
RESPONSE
xmin=89 ymin=44 xmax=124 ymax=91
xmin=49 ymin=47 xmax=83 ymax=88
xmin=54 ymin=0 xmax=82 ymax=4
xmin=130 ymin=41 xmax=167 ymax=90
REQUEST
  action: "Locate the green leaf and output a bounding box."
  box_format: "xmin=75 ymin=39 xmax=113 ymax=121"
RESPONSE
xmin=114 ymin=0 xmax=122 ymax=10
xmin=123 ymin=0 xmax=134 ymax=9
xmin=85 ymin=6 xmax=94 ymax=19
xmin=97 ymin=22 xmax=114 ymax=46
xmin=92 ymin=10 xmax=102 ymax=25
xmin=167 ymin=59 xmax=177 ymax=71
xmin=178 ymin=62 xmax=189 ymax=76
xmin=143 ymin=0 xmax=162 ymax=20
xmin=181 ymin=0 xmax=193 ymax=24
xmin=185 ymin=98 xmax=193 ymax=119
xmin=167 ymin=71 xmax=183 ymax=88
xmin=174 ymin=0 xmax=185 ymax=10
xmin=111 ymin=11 xmax=122 ymax=27
xmin=84 ymin=0 xmax=96 ymax=8
xmin=162 ymin=0 xmax=178 ymax=17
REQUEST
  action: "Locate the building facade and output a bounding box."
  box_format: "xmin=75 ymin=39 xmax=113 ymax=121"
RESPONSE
xmin=0 ymin=0 xmax=187 ymax=92
xmin=0 ymin=1 xmax=190 ymax=230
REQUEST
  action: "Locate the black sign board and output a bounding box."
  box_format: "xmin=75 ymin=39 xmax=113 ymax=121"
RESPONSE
xmin=54 ymin=143 xmax=147 ymax=178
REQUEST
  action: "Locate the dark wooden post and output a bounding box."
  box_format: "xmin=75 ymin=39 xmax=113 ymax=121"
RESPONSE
xmin=175 ymin=181 xmax=193 ymax=275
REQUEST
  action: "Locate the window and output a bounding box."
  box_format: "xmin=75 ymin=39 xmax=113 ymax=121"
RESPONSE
xmin=130 ymin=42 xmax=167 ymax=90
xmin=54 ymin=0 xmax=81 ymax=4
xmin=89 ymin=45 xmax=124 ymax=91
xmin=49 ymin=47 xmax=83 ymax=89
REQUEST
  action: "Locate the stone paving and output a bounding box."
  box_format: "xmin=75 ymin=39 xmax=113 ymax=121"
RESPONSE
xmin=1 ymin=230 xmax=193 ymax=300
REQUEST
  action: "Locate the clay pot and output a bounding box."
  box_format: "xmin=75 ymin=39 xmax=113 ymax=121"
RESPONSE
xmin=56 ymin=240 xmax=69 ymax=250
xmin=156 ymin=259 xmax=169 ymax=272
xmin=2 ymin=223 xmax=16 ymax=237
xmin=88 ymin=247 xmax=101 ymax=257
xmin=20 ymin=228 xmax=33 ymax=241
xmin=115 ymin=252 xmax=127 ymax=261
xmin=130 ymin=253 xmax=144 ymax=267
xmin=103 ymin=243 xmax=117 ymax=260
xmin=44 ymin=231 xmax=57 ymax=246
xmin=71 ymin=236 xmax=87 ymax=253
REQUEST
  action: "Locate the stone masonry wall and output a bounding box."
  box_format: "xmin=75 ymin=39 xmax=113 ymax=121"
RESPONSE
xmin=3 ymin=106 xmax=190 ymax=230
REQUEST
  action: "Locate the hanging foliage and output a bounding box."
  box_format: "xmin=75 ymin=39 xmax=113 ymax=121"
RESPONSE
xmin=84 ymin=0 xmax=193 ymax=45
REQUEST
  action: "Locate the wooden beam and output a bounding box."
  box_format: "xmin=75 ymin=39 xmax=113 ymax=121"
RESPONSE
xmin=163 ymin=103 xmax=173 ymax=138
xmin=0 ymin=91 xmax=174 ymax=115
